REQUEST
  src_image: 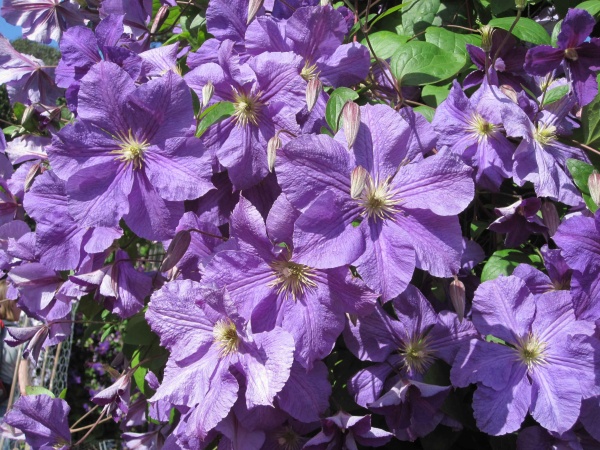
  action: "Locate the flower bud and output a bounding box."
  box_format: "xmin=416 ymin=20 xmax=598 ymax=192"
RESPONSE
xmin=350 ymin=166 xmax=368 ymax=199
xmin=267 ymin=133 xmax=282 ymax=172
xmin=247 ymin=0 xmax=264 ymax=24
xmin=202 ymin=81 xmax=214 ymax=108
xmin=151 ymin=4 xmax=170 ymax=34
xmin=541 ymin=200 xmax=559 ymax=237
xmin=480 ymin=25 xmax=494 ymax=53
xmin=342 ymin=101 xmax=360 ymax=149
xmin=449 ymin=276 xmax=466 ymax=322
xmin=589 ymin=172 xmax=600 ymax=207
xmin=515 ymin=0 xmax=527 ymax=10
xmin=306 ymin=77 xmax=322 ymax=113
xmin=161 ymin=229 xmax=192 ymax=272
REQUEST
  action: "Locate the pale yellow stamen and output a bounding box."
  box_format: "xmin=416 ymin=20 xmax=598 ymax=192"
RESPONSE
xmin=300 ymin=61 xmax=320 ymax=81
xmin=467 ymin=113 xmax=496 ymax=141
xmin=399 ymin=333 xmax=436 ymax=374
xmin=110 ymin=129 xmax=150 ymax=169
xmin=516 ymin=332 xmax=548 ymax=370
xmin=232 ymin=89 xmax=263 ymax=127
xmin=268 ymin=258 xmax=317 ymax=301
xmin=534 ymin=123 xmax=557 ymax=146
xmin=213 ymin=319 xmax=240 ymax=357
xmin=356 ymin=173 xmax=402 ymax=222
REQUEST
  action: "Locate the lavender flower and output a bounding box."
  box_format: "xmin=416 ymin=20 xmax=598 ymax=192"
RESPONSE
xmin=48 ymin=61 xmax=213 ymax=240
xmin=451 ymin=275 xmax=597 ymax=435
xmin=304 ymin=411 xmax=392 ymax=449
xmin=488 ymin=197 xmax=547 ymax=247
xmin=277 ymin=104 xmax=474 ymax=300
xmin=146 ymin=280 xmax=295 ymax=442
xmin=2 ymin=395 xmax=71 ymax=449
xmin=525 ymin=8 xmax=600 ymax=106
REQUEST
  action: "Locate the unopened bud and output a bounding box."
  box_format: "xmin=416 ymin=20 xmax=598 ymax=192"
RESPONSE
xmin=350 ymin=166 xmax=368 ymax=199
xmin=267 ymin=133 xmax=282 ymax=172
xmin=306 ymin=77 xmax=322 ymax=113
xmin=500 ymin=85 xmax=518 ymax=103
xmin=161 ymin=229 xmax=192 ymax=272
xmin=515 ymin=0 xmax=526 ymax=10
xmin=541 ymin=200 xmax=560 ymax=237
xmin=589 ymin=172 xmax=600 ymax=207
xmin=202 ymin=81 xmax=214 ymax=108
xmin=449 ymin=276 xmax=466 ymax=322
xmin=480 ymin=25 xmax=494 ymax=53
xmin=21 ymin=105 xmax=35 ymax=126
xmin=151 ymin=4 xmax=170 ymax=34
xmin=247 ymin=0 xmax=264 ymax=24
xmin=342 ymin=101 xmax=360 ymax=149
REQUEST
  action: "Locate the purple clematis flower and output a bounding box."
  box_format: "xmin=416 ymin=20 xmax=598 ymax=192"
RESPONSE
xmin=0 ymin=35 xmax=62 ymax=105
xmin=344 ymin=285 xmax=475 ymax=440
xmin=1 ymin=0 xmax=87 ymax=43
xmin=24 ymin=170 xmax=123 ymax=271
xmin=433 ymin=80 xmax=519 ymax=190
xmin=146 ymin=280 xmax=295 ymax=443
xmin=185 ymin=41 xmax=305 ymax=189
xmin=502 ymin=91 xmax=590 ymax=206
xmin=47 ymin=61 xmax=214 ymax=240
xmin=553 ymin=211 xmax=600 ymax=320
xmin=277 ymin=104 xmax=474 ymax=300
xmin=488 ymin=197 xmax=547 ymax=247
xmin=464 ymin=28 xmax=528 ymax=92
xmin=70 ymin=249 xmax=153 ymax=318
xmin=525 ymin=8 xmax=600 ymax=107
xmin=304 ymin=411 xmax=392 ymax=449
xmin=56 ymin=14 xmax=143 ymax=111
xmin=245 ymin=5 xmax=370 ymax=89
xmin=202 ymin=196 xmax=377 ymax=367
xmin=2 ymin=395 xmax=71 ymax=449
xmin=451 ymin=275 xmax=598 ymax=435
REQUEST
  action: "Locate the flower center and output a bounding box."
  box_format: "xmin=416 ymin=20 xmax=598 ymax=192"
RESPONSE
xmin=516 ymin=333 xmax=547 ymax=370
xmin=274 ymin=426 xmax=302 ymax=450
xmin=111 ymin=130 xmax=150 ymax=169
xmin=467 ymin=113 xmax=496 ymax=141
xmin=354 ymin=172 xmax=402 ymax=222
xmin=213 ymin=319 xmax=240 ymax=357
xmin=399 ymin=334 xmax=435 ymax=374
xmin=564 ymin=48 xmax=578 ymax=61
xmin=268 ymin=258 xmax=317 ymax=300
xmin=300 ymin=61 xmax=320 ymax=81
xmin=533 ymin=123 xmax=557 ymax=146
xmin=232 ymin=90 xmax=263 ymax=127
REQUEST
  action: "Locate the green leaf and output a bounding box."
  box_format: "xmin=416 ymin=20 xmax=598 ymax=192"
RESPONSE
xmin=567 ymin=158 xmax=595 ymax=194
xmin=368 ymin=3 xmax=406 ymax=28
xmin=58 ymin=388 xmax=68 ymax=399
xmin=422 ymin=83 xmax=452 ymax=107
xmin=566 ymin=158 xmax=599 ymax=212
xmin=123 ymin=312 xmax=155 ymax=345
xmin=413 ymin=105 xmax=436 ymax=122
xmin=542 ymin=85 xmax=569 ymax=106
xmin=361 ymin=31 xmax=409 ymax=60
xmin=490 ymin=0 xmax=517 ymax=14
xmin=390 ymin=41 xmax=464 ymax=86
xmin=100 ymin=325 xmax=114 ymax=342
xmin=195 ymin=101 xmax=235 ymax=138
xmin=481 ymin=249 xmax=541 ymax=282
xmin=424 ymin=27 xmax=482 ymax=66
xmin=397 ymin=0 xmax=441 ymax=36
xmin=26 ymin=386 xmax=55 ymax=397
xmin=581 ymin=76 xmax=600 ymax=148
xmin=325 ymin=87 xmax=359 ymax=132
xmin=488 ymin=17 xmax=551 ymax=45
xmin=576 ymin=0 xmax=600 ymax=19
